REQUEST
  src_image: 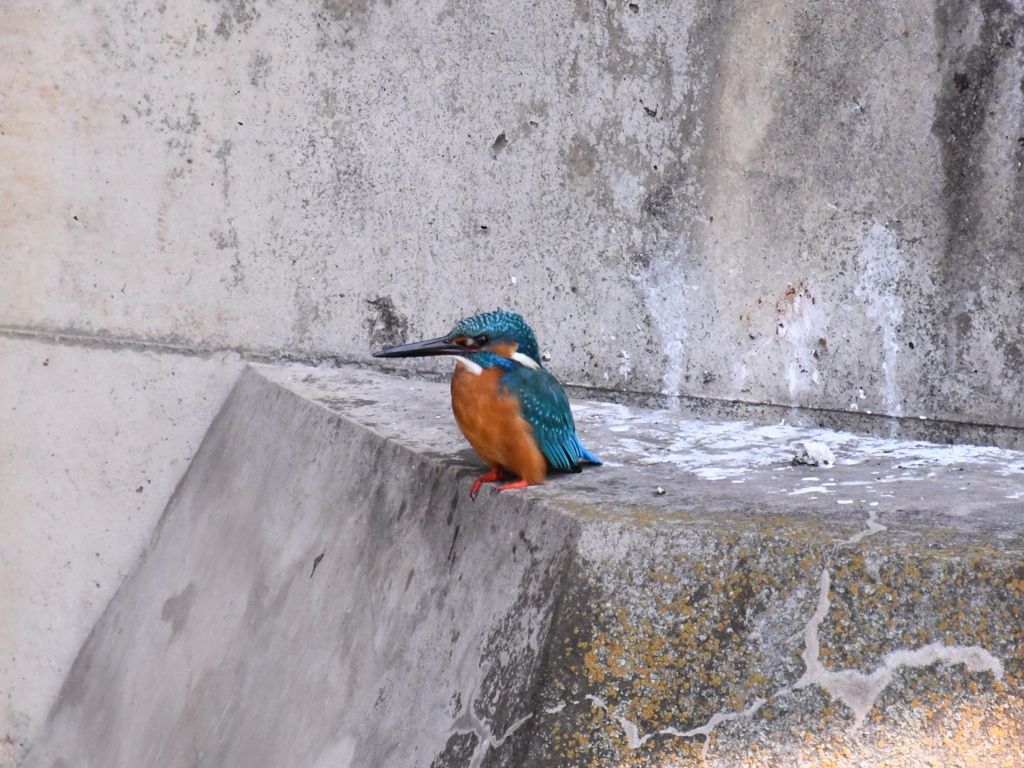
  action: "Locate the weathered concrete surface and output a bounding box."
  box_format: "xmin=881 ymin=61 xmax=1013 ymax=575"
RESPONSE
xmin=2 ymin=0 xmax=1023 ymax=443
xmin=22 ymin=364 xmax=1024 ymax=767
xmin=5 ymin=1 xmax=1024 ymax=763
xmin=0 ymin=335 xmax=243 ymax=767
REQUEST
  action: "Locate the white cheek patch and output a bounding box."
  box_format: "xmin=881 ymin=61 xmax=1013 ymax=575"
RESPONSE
xmin=510 ymin=351 xmax=540 ymax=370
xmin=454 ymin=356 xmax=484 ymax=375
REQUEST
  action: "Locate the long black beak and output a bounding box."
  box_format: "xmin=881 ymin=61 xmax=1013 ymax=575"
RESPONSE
xmin=373 ymin=336 xmax=467 ymax=358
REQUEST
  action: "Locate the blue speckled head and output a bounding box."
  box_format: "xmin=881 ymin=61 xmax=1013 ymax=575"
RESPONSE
xmin=447 ymin=311 xmax=542 ymax=365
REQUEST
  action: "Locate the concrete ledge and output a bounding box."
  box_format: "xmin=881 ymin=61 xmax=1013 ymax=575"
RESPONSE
xmin=23 ymin=365 xmax=1024 ymax=767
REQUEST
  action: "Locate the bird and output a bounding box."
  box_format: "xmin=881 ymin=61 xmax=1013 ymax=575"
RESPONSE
xmin=373 ymin=311 xmax=601 ymax=499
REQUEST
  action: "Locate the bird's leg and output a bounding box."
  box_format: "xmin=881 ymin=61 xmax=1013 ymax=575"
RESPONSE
xmin=470 ymin=467 xmax=504 ymax=500
xmin=490 ymin=479 xmax=529 ymax=495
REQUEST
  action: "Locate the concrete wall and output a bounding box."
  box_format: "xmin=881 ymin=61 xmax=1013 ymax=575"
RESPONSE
xmin=2 ymin=0 xmax=1024 ymax=763
xmin=3 ymin=0 xmax=1023 ymax=434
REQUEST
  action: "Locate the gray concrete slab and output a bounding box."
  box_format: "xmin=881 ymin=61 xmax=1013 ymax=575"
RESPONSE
xmin=296 ymin=366 xmax=1024 ymax=539
xmin=22 ymin=364 xmax=1024 ymax=767
xmin=0 ymin=336 xmax=243 ymax=767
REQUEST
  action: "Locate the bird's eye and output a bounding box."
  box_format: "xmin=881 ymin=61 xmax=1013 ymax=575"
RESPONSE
xmin=473 ymin=334 xmax=490 ymax=346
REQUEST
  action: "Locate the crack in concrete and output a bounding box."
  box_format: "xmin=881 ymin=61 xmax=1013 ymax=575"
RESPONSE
xmin=449 ymin=688 xmax=532 ymax=768
xmin=659 ymin=698 xmax=769 ymax=760
xmin=582 ymin=564 xmax=1005 ymax=759
xmin=842 ymin=507 xmax=888 ymax=545
xmin=794 ymin=568 xmax=1004 ymax=728
xmin=585 ymin=693 xmax=767 ymax=759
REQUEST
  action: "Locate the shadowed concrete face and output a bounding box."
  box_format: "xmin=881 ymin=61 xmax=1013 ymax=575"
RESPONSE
xmin=22 ymin=365 xmax=1024 ymax=767
xmin=21 ymin=367 xmax=578 ymax=768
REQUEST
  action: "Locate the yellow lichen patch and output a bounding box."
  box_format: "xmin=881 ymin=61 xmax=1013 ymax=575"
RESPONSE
xmin=536 ymin=512 xmax=1023 ymax=766
xmin=703 ymin=693 xmax=1024 ymax=767
xmin=818 ymin=545 xmax=1023 ymax=689
xmin=541 ymin=528 xmax=826 ymax=765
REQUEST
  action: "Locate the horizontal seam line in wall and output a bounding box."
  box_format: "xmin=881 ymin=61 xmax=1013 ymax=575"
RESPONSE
xmin=562 ymin=382 xmax=1024 ymax=436
xmin=4 ymin=323 xmax=1022 ymax=438
xmin=0 ymin=324 xmax=344 ymax=366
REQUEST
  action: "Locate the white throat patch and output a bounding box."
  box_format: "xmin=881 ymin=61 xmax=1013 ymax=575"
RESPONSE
xmin=510 ymin=351 xmax=541 ymax=370
xmin=454 ymin=356 xmax=484 ymax=375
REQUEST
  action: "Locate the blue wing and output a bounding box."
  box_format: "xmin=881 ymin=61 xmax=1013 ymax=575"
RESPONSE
xmin=502 ymin=366 xmax=602 ymax=472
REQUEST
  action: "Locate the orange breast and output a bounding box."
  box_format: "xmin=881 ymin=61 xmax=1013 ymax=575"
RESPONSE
xmin=450 ymin=365 xmax=547 ymax=485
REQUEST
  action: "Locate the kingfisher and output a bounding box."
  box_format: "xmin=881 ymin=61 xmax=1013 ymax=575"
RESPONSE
xmin=373 ymin=311 xmax=601 ymax=499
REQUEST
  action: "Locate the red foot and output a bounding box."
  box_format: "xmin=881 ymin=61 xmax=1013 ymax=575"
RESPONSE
xmin=490 ymin=479 xmax=529 ymax=495
xmin=470 ymin=467 xmax=504 ymax=501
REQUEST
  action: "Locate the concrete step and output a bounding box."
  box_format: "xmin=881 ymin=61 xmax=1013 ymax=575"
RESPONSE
xmin=22 ymin=364 xmax=1024 ymax=767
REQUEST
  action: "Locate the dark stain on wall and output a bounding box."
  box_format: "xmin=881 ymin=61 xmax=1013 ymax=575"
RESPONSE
xmin=322 ymin=0 xmax=373 ymax=24
xmin=214 ymin=0 xmax=260 ymax=39
xmin=161 ymin=583 xmax=197 ymax=639
xmin=644 ymin=0 xmax=733 ymax=242
xmin=364 ymin=296 xmax=410 ymax=349
xmin=931 ymin=0 xmax=1024 ymax=387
